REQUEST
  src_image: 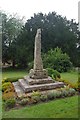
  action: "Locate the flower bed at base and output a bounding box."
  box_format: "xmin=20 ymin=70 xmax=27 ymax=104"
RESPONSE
xmin=2 ymin=75 xmax=78 ymax=110
xmin=3 ymin=87 xmax=77 ymax=110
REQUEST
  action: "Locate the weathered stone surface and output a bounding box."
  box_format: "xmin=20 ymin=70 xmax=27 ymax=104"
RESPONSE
xmin=18 ymin=79 xmax=65 ymax=93
xmin=13 ymin=82 xmax=65 ymax=98
xmin=29 ymin=69 xmax=48 ymax=79
xmin=24 ymin=76 xmax=55 ymax=85
xmin=12 ymin=82 xmax=26 ymax=97
xmin=29 ymin=29 xmax=48 ymax=79
xmin=34 ymin=29 xmax=43 ymax=70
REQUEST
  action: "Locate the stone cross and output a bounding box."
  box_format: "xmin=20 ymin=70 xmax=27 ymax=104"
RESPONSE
xmin=34 ymin=29 xmax=43 ymax=70
xmin=29 ymin=28 xmax=48 ymax=79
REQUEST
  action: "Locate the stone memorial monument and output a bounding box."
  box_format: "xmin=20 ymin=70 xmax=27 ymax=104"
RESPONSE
xmin=13 ymin=29 xmax=64 ymax=97
xmin=29 ymin=29 xmax=48 ymax=79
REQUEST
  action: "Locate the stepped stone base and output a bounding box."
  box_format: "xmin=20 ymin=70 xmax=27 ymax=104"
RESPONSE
xmin=13 ymin=76 xmax=65 ymax=98
xmin=13 ymin=82 xmax=25 ymax=98
xmin=19 ymin=79 xmax=64 ymax=93
xmin=29 ymin=69 xmax=48 ymax=79
xmin=24 ymin=76 xmax=54 ymax=85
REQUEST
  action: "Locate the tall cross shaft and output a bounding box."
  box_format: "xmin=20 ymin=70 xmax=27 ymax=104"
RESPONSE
xmin=34 ymin=29 xmax=43 ymax=70
xmin=29 ymin=28 xmax=48 ymax=79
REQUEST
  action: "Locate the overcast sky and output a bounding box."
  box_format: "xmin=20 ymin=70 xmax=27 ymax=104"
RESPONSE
xmin=0 ymin=0 xmax=79 ymax=22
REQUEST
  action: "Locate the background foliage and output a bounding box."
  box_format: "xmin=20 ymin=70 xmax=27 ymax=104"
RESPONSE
xmin=43 ymin=47 xmax=72 ymax=72
xmin=1 ymin=11 xmax=80 ymax=68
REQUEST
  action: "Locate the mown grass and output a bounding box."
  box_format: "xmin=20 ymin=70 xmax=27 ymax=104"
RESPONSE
xmin=2 ymin=68 xmax=78 ymax=82
xmin=0 ymin=91 xmax=2 ymax=120
xmin=61 ymin=71 xmax=78 ymax=84
xmin=2 ymin=68 xmax=28 ymax=79
xmin=2 ymin=69 xmax=79 ymax=118
xmin=2 ymin=95 xmax=78 ymax=118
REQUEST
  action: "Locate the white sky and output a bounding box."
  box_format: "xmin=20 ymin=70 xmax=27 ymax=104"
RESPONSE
xmin=0 ymin=0 xmax=80 ymax=22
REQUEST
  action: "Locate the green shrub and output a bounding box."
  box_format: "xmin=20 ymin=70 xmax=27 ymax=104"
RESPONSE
xmin=61 ymin=88 xmax=76 ymax=97
xmin=68 ymin=88 xmax=76 ymax=96
xmin=49 ymin=91 xmax=62 ymax=99
xmin=2 ymin=79 xmax=5 ymax=84
xmin=52 ymin=70 xmax=61 ymax=79
xmin=47 ymin=68 xmax=61 ymax=79
xmin=54 ymin=91 xmax=62 ymax=98
xmin=47 ymin=92 xmax=54 ymax=100
xmin=19 ymin=98 xmax=29 ymax=106
xmin=40 ymin=95 xmax=47 ymax=102
xmin=32 ymin=96 xmax=40 ymax=103
xmin=61 ymin=90 xmax=69 ymax=97
xmin=47 ymin=91 xmax=62 ymax=100
xmin=5 ymin=98 xmax=16 ymax=109
xmin=2 ymin=82 xmax=12 ymax=92
xmin=28 ymin=61 xmax=34 ymax=70
xmin=51 ymin=92 xmax=57 ymax=98
xmin=31 ymin=91 xmax=41 ymax=97
xmin=2 ymin=92 xmax=15 ymax=101
xmin=43 ymin=47 xmax=72 ymax=72
xmin=46 ymin=68 xmax=54 ymax=77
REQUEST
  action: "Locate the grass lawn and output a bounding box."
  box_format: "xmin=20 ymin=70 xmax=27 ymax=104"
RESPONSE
xmin=61 ymin=71 xmax=78 ymax=84
xmin=2 ymin=95 xmax=78 ymax=118
xmin=0 ymin=91 xmax=2 ymax=120
xmin=2 ymin=68 xmax=79 ymax=118
xmin=2 ymin=68 xmax=78 ymax=85
xmin=2 ymin=68 xmax=28 ymax=79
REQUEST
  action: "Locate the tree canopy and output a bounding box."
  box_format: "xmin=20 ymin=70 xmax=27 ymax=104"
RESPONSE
xmin=1 ymin=11 xmax=24 ymax=67
xmin=2 ymin=11 xmax=80 ymax=68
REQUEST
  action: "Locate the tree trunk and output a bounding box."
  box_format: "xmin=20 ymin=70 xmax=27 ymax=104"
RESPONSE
xmin=12 ymin=60 xmax=15 ymax=68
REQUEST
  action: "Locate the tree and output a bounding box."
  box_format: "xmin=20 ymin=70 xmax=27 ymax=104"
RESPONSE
xmin=2 ymin=11 xmax=24 ymax=67
xmin=18 ymin=12 xmax=79 ymax=67
xmin=15 ymin=27 xmax=34 ymax=68
xmin=2 ymin=11 xmax=80 ymax=68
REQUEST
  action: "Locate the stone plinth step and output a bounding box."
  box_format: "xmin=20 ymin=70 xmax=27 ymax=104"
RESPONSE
xmin=18 ymin=79 xmax=29 ymax=91
xmin=24 ymin=76 xmax=55 ymax=85
xmin=18 ymin=79 xmax=65 ymax=93
xmin=12 ymin=82 xmax=26 ymax=97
